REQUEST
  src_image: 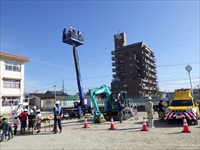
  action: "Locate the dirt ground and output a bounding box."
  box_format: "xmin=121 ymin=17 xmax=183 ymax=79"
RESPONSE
xmin=0 ymin=111 xmax=200 ymax=150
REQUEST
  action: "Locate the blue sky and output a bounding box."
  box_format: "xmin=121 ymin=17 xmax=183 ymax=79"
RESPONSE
xmin=1 ymin=1 xmax=199 ymax=94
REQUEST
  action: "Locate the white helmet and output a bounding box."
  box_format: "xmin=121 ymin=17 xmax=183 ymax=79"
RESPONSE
xmin=33 ymin=106 xmax=37 ymax=109
xmin=148 ymin=97 xmax=152 ymax=100
xmin=36 ymin=109 xmax=41 ymax=113
xmin=55 ymin=100 xmax=60 ymax=105
xmin=24 ymin=108 xmax=28 ymax=112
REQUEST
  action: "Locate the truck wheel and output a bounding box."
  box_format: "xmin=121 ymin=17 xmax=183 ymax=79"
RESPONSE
xmin=194 ymin=120 xmax=198 ymax=125
xmin=78 ymin=110 xmax=85 ymax=117
xmin=82 ymin=110 xmax=85 ymax=116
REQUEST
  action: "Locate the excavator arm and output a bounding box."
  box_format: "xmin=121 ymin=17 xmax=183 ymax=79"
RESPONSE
xmin=89 ymin=85 xmax=111 ymax=123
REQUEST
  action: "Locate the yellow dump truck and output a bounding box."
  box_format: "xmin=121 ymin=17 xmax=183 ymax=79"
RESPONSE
xmin=165 ymin=88 xmax=200 ymax=125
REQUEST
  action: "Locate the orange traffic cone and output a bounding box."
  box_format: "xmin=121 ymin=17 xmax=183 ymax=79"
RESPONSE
xmin=141 ymin=117 xmax=148 ymax=131
xmin=182 ymin=117 xmax=191 ymax=133
xmin=83 ymin=118 xmax=89 ymax=128
xmin=109 ymin=117 xmax=116 ymax=130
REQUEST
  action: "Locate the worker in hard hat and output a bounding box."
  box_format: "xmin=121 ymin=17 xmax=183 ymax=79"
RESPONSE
xmin=145 ymin=97 xmax=155 ymax=128
xmin=13 ymin=114 xmax=20 ymax=135
xmin=35 ymin=109 xmax=43 ymax=133
xmin=32 ymin=106 xmax=37 ymax=117
xmin=116 ymin=100 xmax=124 ymax=123
xmin=18 ymin=108 xmax=28 ymax=134
xmin=31 ymin=106 xmax=37 ymax=130
xmin=53 ymin=100 xmax=62 ymax=134
xmin=28 ymin=109 xmax=35 ymax=134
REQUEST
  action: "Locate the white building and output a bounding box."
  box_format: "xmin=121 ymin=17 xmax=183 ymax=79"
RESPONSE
xmin=0 ymin=52 xmax=29 ymax=115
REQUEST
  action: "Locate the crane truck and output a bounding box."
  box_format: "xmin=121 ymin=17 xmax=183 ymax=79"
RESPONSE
xmin=62 ymin=27 xmax=93 ymax=118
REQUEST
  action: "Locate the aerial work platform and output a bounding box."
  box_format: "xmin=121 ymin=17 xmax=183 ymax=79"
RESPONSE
xmin=62 ymin=28 xmax=83 ymax=46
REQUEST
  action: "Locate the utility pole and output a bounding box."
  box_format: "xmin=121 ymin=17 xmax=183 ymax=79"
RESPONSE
xmin=185 ymin=65 xmax=194 ymax=97
xmin=54 ymin=85 xmax=56 ymax=101
xmin=62 ymin=79 xmax=65 ymax=93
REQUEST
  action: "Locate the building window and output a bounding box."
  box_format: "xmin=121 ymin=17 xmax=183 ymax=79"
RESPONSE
xmin=129 ymin=64 xmax=133 ymax=67
xmin=120 ymin=66 xmax=124 ymax=70
xmin=129 ymin=52 xmax=133 ymax=55
xmin=115 ymin=85 xmax=118 ymax=88
xmin=130 ymin=71 xmax=133 ymax=74
xmin=119 ymin=54 xmax=123 ymax=57
xmin=46 ymin=100 xmax=51 ymax=105
xmin=123 ymin=84 xmax=127 ymax=87
xmin=4 ymin=61 xmax=21 ymax=72
xmin=2 ymin=97 xmax=20 ymax=107
xmin=119 ymin=60 xmax=124 ymax=64
xmin=3 ymin=80 xmax=20 ymax=89
xmin=129 ymin=57 xmax=133 ymax=60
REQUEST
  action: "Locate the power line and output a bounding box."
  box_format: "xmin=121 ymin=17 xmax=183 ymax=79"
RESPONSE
xmin=157 ymin=61 xmax=199 ymax=67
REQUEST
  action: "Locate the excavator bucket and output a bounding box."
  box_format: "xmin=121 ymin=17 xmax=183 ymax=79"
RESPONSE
xmin=94 ymin=117 xmax=106 ymax=123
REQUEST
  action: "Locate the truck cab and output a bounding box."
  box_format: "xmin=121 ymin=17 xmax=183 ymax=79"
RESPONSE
xmin=165 ymin=88 xmax=200 ymax=125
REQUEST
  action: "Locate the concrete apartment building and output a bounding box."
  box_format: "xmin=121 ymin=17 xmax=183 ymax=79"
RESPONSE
xmin=0 ymin=52 xmax=29 ymax=115
xmin=111 ymin=33 xmax=158 ymax=97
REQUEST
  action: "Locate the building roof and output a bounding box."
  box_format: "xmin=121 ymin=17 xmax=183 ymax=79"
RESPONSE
xmin=30 ymin=91 xmax=69 ymax=99
xmin=0 ymin=52 xmax=30 ymax=62
xmin=45 ymin=90 xmax=66 ymax=95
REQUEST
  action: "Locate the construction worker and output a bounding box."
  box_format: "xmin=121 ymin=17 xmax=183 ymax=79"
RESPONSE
xmin=19 ymin=108 xmax=28 ymax=134
xmin=0 ymin=118 xmax=14 ymax=142
xmin=53 ymin=100 xmax=62 ymax=134
xmin=28 ymin=109 xmax=36 ymax=134
xmin=145 ymin=97 xmax=155 ymax=128
xmin=116 ymin=100 xmax=124 ymax=123
xmin=32 ymin=106 xmax=37 ymax=117
xmin=35 ymin=109 xmax=43 ymax=133
xmin=13 ymin=114 xmax=20 ymax=135
xmin=158 ymin=100 xmax=165 ymax=122
xmin=32 ymin=106 xmax=37 ymax=130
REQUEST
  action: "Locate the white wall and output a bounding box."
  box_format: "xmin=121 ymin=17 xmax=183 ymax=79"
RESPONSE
xmin=0 ymin=57 xmax=25 ymax=115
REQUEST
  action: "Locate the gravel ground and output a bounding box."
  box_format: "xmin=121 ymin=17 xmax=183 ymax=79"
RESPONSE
xmin=0 ymin=111 xmax=200 ymax=150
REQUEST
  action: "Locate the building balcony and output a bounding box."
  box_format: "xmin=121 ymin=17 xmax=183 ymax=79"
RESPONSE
xmin=142 ymin=86 xmax=149 ymax=90
xmin=151 ymin=75 xmax=157 ymax=79
xmin=113 ymin=74 xmax=117 ymax=78
xmin=151 ymin=52 xmax=156 ymax=57
xmin=149 ymin=62 xmax=156 ymax=68
xmin=141 ymin=78 xmax=148 ymax=83
xmin=149 ymin=56 xmax=156 ymax=62
xmin=112 ymin=78 xmax=120 ymax=82
xmin=149 ymin=68 xmax=157 ymax=74
xmin=143 ymin=46 xmax=151 ymax=53
xmin=112 ymin=68 xmax=117 ymax=72
xmin=111 ymin=51 xmax=116 ymax=55
xmin=112 ymin=62 xmax=116 ymax=66
xmin=152 ymin=81 xmax=157 ymax=85
xmin=112 ymin=57 xmax=117 ymax=61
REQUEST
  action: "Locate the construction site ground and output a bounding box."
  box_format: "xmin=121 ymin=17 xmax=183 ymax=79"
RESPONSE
xmin=0 ymin=111 xmax=200 ymax=150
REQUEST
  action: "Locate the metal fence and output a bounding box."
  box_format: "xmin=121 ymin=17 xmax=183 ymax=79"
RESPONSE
xmin=96 ymin=97 xmax=161 ymax=106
